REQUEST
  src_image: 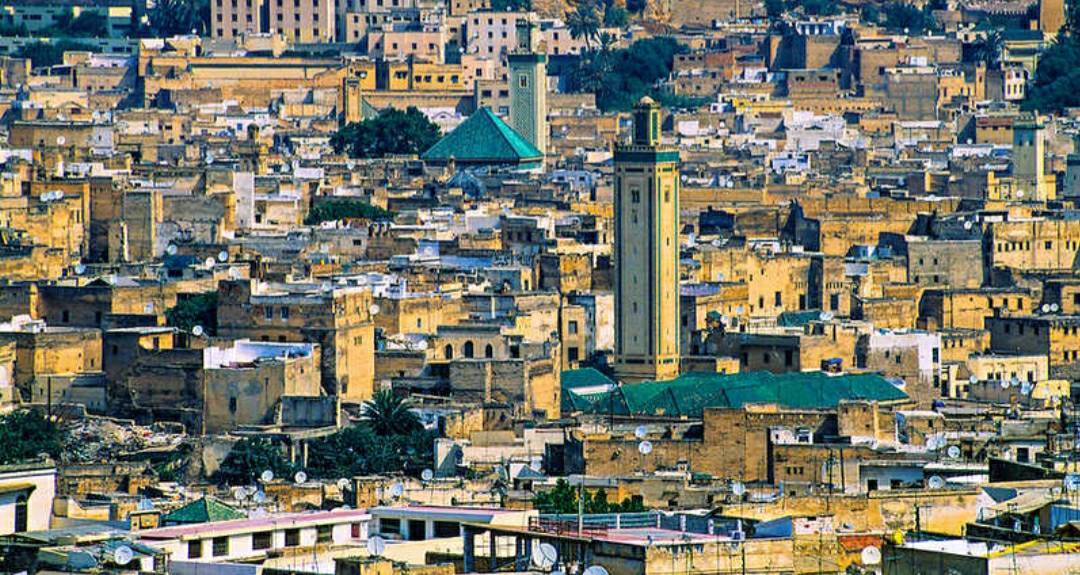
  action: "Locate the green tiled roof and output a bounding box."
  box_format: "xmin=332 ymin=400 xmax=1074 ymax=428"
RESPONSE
xmin=422 ymin=107 xmax=542 ymax=164
xmin=565 ymin=371 xmax=909 ymax=418
xmin=561 ymin=368 xmax=617 ymax=413
xmin=162 ymin=497 xmax=245 ymax=525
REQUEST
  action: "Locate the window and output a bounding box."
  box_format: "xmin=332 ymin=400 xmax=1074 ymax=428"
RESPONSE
xmin=444 ymin=344 xmax=453 ymax=359
xmin=285 ymin=529 xmax=300 ymax=547
xmin=484 ymin=344 xmax=494 ymax=358
xmin=463 ymin=341 xmax=475 ymax=358
xmin=568 ymin=320 xmax=578 ymax=334
xmin=518 ymin=74 xmax=528 ymax=88
xmin=213 ymin=537 xmax=229 ymax=557
xmin=62 ymin=310 xmax=69 ymax=323
xmin=14 ymin=495 xmax=27 ymax=533
xmin=229 ymin=397 xmax=237 ymax=413
xmin=253 ymin=531 xmax=272 ymax=550
xmin=784 ymin=350 xmax=793 ymax=367
xmin=280 ymin=306 xmax=289 ymax=320
xmin=568 ymin=347 xmax=579 ymax=362
xmin=631 ymin=189 xmax=640 ymax=203
xmin=188 ymin=540 xmax=202 ymax=559
xmin=317 ymin=525 xmax=332 ymax=543
xmin=265 ymin=306 xmax=273 ymax=320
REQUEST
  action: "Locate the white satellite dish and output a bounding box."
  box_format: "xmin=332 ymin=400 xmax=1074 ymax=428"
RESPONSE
xmin=1051 ymin=303 xmax=1060 ymax=312
xmin=1017 ymin=190 xmax=1025 ymax=198
xmin=731 ymin=481 xmax=746 ymax=496
xmin=204 ymin=257 xmax=216 ymax=268
xmin=583 ymin=565 xmax=609 ymax=575
xmin=1020 ymin=381 xmax=1033 ymax=395
xmin=321 ymin=281 xmax=333 ymax=292
xmin=421 ymin=469 xmax=434 ymax=482
xmin=1064 ymin=474 xmax=1080 ymax=491
xmin=860 ymin=546 xmax=882 ymax=566
xmin=638 ymin=440 xmax=653 ymax=455
xmin=969 ymin=375 xmax=978 ymax=385
xmin=166 ymin=244 xmax=178 ymax=256
xmin=217 ymin=250 xmax=229 ymax=262
xmin=928 ymin=476 xmax=946 ymax=490
xmin=634 ymin=425 xmax=648 ymax=440
xmin=111 ymin=545 xmax=134 ymax=567
xmin=367 ymin=535 xmax=387 ymax=556
xmin=947 ymin=445 xmax=961 ymax=459
xmin=56 ymin=136 xmax=66 ymax=146
xmin=260 ymin=469 xmax=274 ymax=482
xmin=530 ymin=458 xmax=543 ymax=472
xmin=253 ymin=490 xmax=267 ymax=504
xmin=820 ymin=311 xmax=834 ymax=321
xmin=1000 ymin=379 xmax=1010 ymax=389
xmin=1042 ymin=303 xmax=1051 ymax=314
xmin=294 ymin=471 xmax=308 ymax=484
xmin=735 ymin=305 xmax=745 ymax=314
xmin=74 ymin=263 xmax=87 ymax=275
xmin=369 ymin=304 xmax=380 ymax=316
xmin=533 ymin=542 xmax=558 ymax=570
xmin=963 ymin=221 xmax=973 ymax=230
xmin=337 ymin=478 xmax=351 ymax=490
xmin=250 ymin=507 xmax=268 ymax=519
xmin=192 ymin=325 xmax=204 ymax=337
xmin=416 ymin=339 xmax=429 ymax=351
xmin=389 ymin=482 xmax=404 ymax=498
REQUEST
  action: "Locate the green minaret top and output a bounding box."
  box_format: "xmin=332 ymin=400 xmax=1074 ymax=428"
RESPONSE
xmin=632 ymin=96 xmax=661 ymax=147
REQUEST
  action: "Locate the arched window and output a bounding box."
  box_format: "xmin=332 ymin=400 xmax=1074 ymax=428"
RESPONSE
xmin=463 ymin=341 xmax=475 ymax=358
xmin=444 ymin=344 xmax=453 ymax=359
xmin=14 ymin=495 xmax=28 ymax=533
xmin=485 ymin=344 xmax=494 ymax=359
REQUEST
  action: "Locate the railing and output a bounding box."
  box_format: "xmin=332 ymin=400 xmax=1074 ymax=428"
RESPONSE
xmin=529 ymin=516 xmax=610 ymax=538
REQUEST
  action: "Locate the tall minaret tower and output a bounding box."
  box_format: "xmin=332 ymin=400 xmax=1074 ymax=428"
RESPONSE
xmin=613 ymin=97 xmax=680 ymax=383
xmin=508 ymin=19 xmax=547 ymax=155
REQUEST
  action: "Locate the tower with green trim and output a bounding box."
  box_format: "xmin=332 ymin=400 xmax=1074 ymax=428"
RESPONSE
xmin=507 ymin=19 xmax=547 ymax=157
xmin=614 ymin=97 xmax=680 ymax=383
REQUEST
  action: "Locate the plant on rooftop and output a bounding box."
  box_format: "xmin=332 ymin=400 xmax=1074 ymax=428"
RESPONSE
xmin=149 ymin=0 xmax=211 ymax=37
xmin=1024 ymin=5 xmax=1080 ymax=113
xmin=305 ymin=423 xmax=435 ymax=479
xmin=0 ymin=409 xmax=62 ymax=466
xmin=532 ymin=478 xmax=647 ymax=513
xmin=362 ymin=389 xmax=423 ymax=436
xmin=331 ymin=107 xmax=442 ymax=159
xmin=304 ymin=198 xmax=393 ymax=225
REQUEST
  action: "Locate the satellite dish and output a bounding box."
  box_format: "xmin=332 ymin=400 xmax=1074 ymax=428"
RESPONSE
xmin=217 ymin=250 xmax=229 ymax=262
xmin=229 ymin=267 xmax=242 ymax=280
xmin=250 ymin=507 xmax=268 ymax=519
xmin=583 ymin=566 xmax=609 ymax=575
xmin=260 ymin=469 xmax=274 ymax=482
xmin=112 ymin=545 xmax=134 ymax=567
xmin=530 ymin=458 xmax=543 ymax=472
xmin=337 ymin=478 xmax=351 ymax=490
xmin=634 ymin=425 xmax=648 ymax=440
xmin=1051 ymin=303 xmax=1060 ymax=313
xmin=367 ymin=535 xmax=387 ymax=556
xmin=820 ymin=311 xmax=834 ymax=321
xmin=1042 ymin=303 xmax=1051 ymax=313
xmin=947 ymin=445 xmax=961 ymax=459
xmin=294 ymin=471 xmax=308 ymax=484
xmin=253 ymin=491 xmax=267 ymax=504
xmin=533 ymin=542 xmax=558 ymax=569
xmin=638 ymin=440 xmax=653 ymax=455
xmin=166 ymin=244 xmax=178 ymax=256
xmin=369 ymin=304 xmax=380 ymax=316
xmin=1021 ymin=381 xmax=1033 ymax=395
xmin=56 ymin=135 xmax=66 ymax=145
xmin=416 ymin=339 xmax=429 ymax=351
xmin=421 ymin=469 xmax=434 ymax=482
xmin=1017 ymin=190 xmax=1025 ymax=198
xmin=1000 ymin=379 xmax=1010 ymax=389
xmin=963 ymin=221 xmax=973 ymax=230
xmin=321 ymin=281 xmax=333 ymax=292
xmin=204 ymin=257 xmax=216 ymax=268
xmin=969 ymin=375 xmax=979 ymax=384
xmin=192 ymin=325 xmax=204 ymax=337
xmin=74 ymin=263 xmax=87 ymax=275
xmin=234 ymin=487 xmax=248 ymax=501
xmin=1064 ymin=474 xmax=1080 ymax=491
xmin=860 ymin=546 xmax=882 ymax=566
xmin=928 ymin=475 xmax=946 ymax=490
xmin=732 ymin=481 xmax=746 ymax=496
xmin=389 ymin=482 xmax=404 ymax=498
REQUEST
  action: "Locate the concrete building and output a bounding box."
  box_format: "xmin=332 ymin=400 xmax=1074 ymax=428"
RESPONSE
xmin=0 ymin=461 xmax=56 ymax=535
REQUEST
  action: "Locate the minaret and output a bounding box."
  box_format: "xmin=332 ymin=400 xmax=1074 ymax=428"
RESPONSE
xmin=613 ymin=97 xmax=680 ymax=383
xmin=508 ymin=19 xmax=547 ymax=155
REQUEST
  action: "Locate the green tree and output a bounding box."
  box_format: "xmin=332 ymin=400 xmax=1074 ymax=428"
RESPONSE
xmin=603 ymin=4 xmax=629 ymax=27
xmin=881 ymin=1 xmax=938 ymax=33
xmin=306 ymin=423 xmax=435 ymax=479
xmin=0 ymin=410 xmax=62 ymax=465
xmin=304 ymin=198 xmax=393 ymax=225
xmin=214 ymin=438 xmax=294 ymax=486
xmin=567 ymin=0 xmax=602 ymax=50
xmin=331 ymin=107 xmax=442 ymax=158
xmin=149 ymin=0 xmax=210 ymax=37
xmin=362 ymin=389 xmax=422 ymax=436
xmin=577 ymin=36 xmax=687 ymax=111
xmin=15 ymin=41 xmax=96 ymax=68
xmin=165 ymin=292 xmax=218 ymax=335
xmin=1024 ymin=37 xmax=1080 ymax=112
xmin=51 ymin=11 xmax=109 ymax=37
xmin=532 ymin=479 xmax=647 ymax=513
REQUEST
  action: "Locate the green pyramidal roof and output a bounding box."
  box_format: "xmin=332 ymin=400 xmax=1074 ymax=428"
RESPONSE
xmin=422 ymin=107 xmax=543 ymax=164
xmin=162 ymin=496 xmax=246 ymax=525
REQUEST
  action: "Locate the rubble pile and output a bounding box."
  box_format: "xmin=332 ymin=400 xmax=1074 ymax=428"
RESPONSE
xmin=62 ymin=417 xmax=188 ymax=465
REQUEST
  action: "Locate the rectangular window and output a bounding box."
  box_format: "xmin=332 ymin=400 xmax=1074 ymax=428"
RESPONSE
xmin=213 ymin=537 xmax=229 ymax=557
xmin=188 ymin=540 xmax=202 ymax=559
xmin=317 ymin=525 xmax=333 ymax=543
xmin=280 ymin=306 xmax=289 ymax=320
xmin=568 ymin=320 xmax=578 ymax=334
xmin=285 ymin=529 xmax=300 ymax=547
xmin=253 ymin=531 xmax=272 ymax=550
xmin=265 ymin=306 xmax=273 ymax=320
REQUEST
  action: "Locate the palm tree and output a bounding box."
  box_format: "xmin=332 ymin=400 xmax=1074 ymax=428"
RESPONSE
xmin=567 ymin=0 xmax=602 ymax=52
xmin=362 ymin=389 xmax=421 ymax=436
xmin=972 ymin=30 xmax=1003 ymax=67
